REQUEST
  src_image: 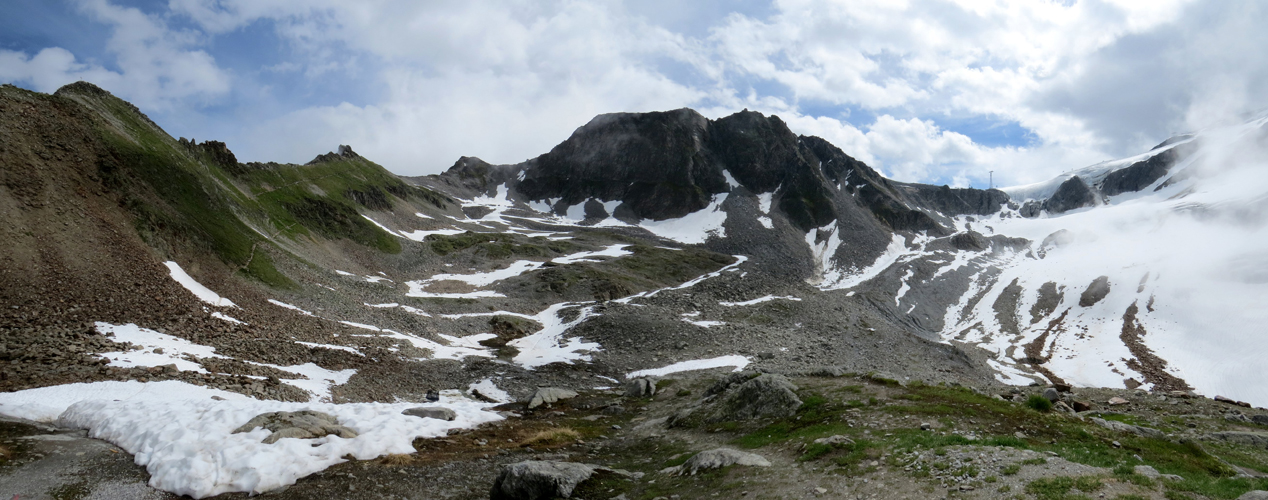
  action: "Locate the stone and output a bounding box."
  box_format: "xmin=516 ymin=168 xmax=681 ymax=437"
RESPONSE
xmin=1072 ymin=400 xmax=1092 ymax=412
xmin=1108 ymin=397 xmax=1130 ymax=406
xmin=404 ymin=407 xmax=457 ymax=421
xmin=231 ymin=410 xmax=358 ymax=444
xmin=662 ymin=448 xmax=771 ymax=475
xmin=1216 ymin=395 xmax=1253 ymax=408
xmin=489 ymin=461 xmax=599 ymax=500
xmin=813 ymin=435 xmax=855 ymax=446
xmin=920 ymin=422 xmax=933 ymax=431
xmin=624 ymin=378 xmax=656 ymax=398
xmin=1253 ymin=415 xmax=1268 ymax=426
xmin=1042 ymin=388 xmax=1059 ymax=402
xmin=1134 ymin=465 xmax=1161 ymax=478
xmin=1205 ymin=431 xmax=1268 ymax=449
xmin=1053 ymin=401 xmax=1074 ymax=413
xmin=527 ymin=387 xmax=579 ymax=409
xmin=1238 ymin=491 xmax=1268 ymax=500
xmin=1226 ymin=413 xmax=1252 ymax=424
xmin=715 ymin=374 xmax=802 ymax=421
xmin=1091 ymin=417 xmax=1165 ymax=439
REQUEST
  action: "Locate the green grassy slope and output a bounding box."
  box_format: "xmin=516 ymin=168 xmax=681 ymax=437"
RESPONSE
xmin=43 ymin=81 xmax=446 ymax=287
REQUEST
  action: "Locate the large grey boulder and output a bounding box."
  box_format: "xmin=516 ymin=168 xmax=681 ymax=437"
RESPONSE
xmin=404 ymin=407 xmax=457 ymax=421
xmin=1205 ymin=431 xmax=1268 ymax=449
xmin=232 ymin=410 xmax=358 ymax=444
xmin=1090 ymin=417 xmax=1165 ymax=439
xmin=489 ymin=461 xmax=598 ymax=500
xmin=527 ymin=387 xmax=578 ymax=409
xmin=718 ymin=374 xmax=802 ymax=420
xmin=671 ymin=373 xmax=802 ymax=427
xmin=1238 ymin=491 xmax=1268 ymax=500
xmin=1042 ymin=388 xmax=1059 ymax=402
xmin=624 ymin=377 xmax=656 ymax=398
xmin=661 ymin=448 xmax=771 ymax=475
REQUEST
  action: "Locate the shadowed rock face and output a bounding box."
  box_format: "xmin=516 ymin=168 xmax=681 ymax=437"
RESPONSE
xmin=518 ymin=108 xmax=723 ymax=221
xmin=1045 ymin=176 xmax=1098 ymax=214
xmin=1099 ymin=143 xmax=1194 ymax=196
xmin=452 ymin=108 xmax=1005 ymax=232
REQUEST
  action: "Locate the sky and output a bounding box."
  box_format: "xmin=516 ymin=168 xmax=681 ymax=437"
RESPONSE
xmin=1 ymin=0 xmax=1265 ymax=187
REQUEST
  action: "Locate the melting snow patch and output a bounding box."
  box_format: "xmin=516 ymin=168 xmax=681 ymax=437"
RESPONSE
xmin=93 ymin=323 xmax=353 ymax=402
xmin=626 ymin=355 xmax=751 ymax=378
xmin=96 ymin=322 xmax=223 ymax=373
xmin=267 ymin=299 xmax=314 ymax=316
xmin=987 ymin=359 xmax=1037 ymax=386
xmin=509 ymin=303 xmax=602 ymax=369
xmin=639 ymin=193 xmax=729 ymax=244
xmin=0 ymin=381 xmax=502 ymax=498
xmin=398 ymin=228 xmax=466 ymax=241
xmin=552 ymin=244 xmax=632 ymax=264
xmin=210 ymin=312 xmax=245 ymax=324
xmin=719 ymin=295 xmax=801 ymax=307
xmin=816 ymin=234 xmax=911 ymax=290
xmin=164 ymin=262 xmax=236 ymax=308
xmin=468 ymin=378 xmax=511 ymax=403
xmin=295 ymin=342 xmax=363 ymax=356
xmin=335 ymin=270 xmax=354 ymax=276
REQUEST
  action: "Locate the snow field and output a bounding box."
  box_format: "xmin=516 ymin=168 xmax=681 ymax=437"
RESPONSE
xmin=626 ymin=355 xmax=751 ymax=378
xmin=164 ymin=261 xmax=236 ymax=308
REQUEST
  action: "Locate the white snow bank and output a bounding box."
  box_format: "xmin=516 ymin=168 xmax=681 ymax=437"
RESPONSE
xmin=164 ymin=262 xmax=236 ymax=308
xmin=408 ymin=244 xmax=633 ymax=293
xmin=718 ymin=295 xmax=801 ymax=307
xmin=97 ymin=322 xmax=224 ymax=373
xmin=425 ymin=260 xmax=543 ymax=287
xmin=509 ymin=303 xmax=602 ymax=369
xmin=626 ymin=355 xmax=751 ymax=378
xmin=552 ymin=244 xmax=633 ymax=264
xmin=0 ymin=380 xmax=503 ymax=498
xmin=267 ymin=299 xmax=314 ymax=316
xmin=95 ymin=323 xmax=353 ymax=402
xmin=210 ymin=312 xmax=245 ymax=324
xmin=639 ymin=193 xmax=729 ymax=244
xmin=295 ymin=342 xmax=363 ymax=356
xmin=0 ymin=380 xmax=250 ymax=423
xmin=468 ymin=378 xmax=511 ymax=403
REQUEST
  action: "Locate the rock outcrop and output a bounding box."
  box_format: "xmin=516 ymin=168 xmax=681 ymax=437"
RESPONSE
xmin=231 ymin=411 xmax=358 ymax=444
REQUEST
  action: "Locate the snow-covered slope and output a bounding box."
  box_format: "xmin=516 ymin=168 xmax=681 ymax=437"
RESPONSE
xmin=803 ymin=115 xmax=1268 ymax=405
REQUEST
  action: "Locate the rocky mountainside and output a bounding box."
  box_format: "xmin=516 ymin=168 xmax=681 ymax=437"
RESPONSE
xmin=3 ymin=81 xmax=1268 ymax=499
xmin=413 ymin=105 xmax=1268 ymax=408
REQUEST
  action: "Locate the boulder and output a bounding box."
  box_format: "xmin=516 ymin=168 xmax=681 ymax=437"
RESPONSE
xmin=527 ymin=388 xmax=579 ymax=409
xmin=1072 ymin=400 xmax=1093 ymax=412
xmin=1090 ymin=417 xmax=1164 ymax=439
xmin=813 ymin=435 xmax=855 ymax=446
xmin=671 ymin=373 xmax=802 ymax=426
xmin=1238 ymin=491 xmax=1268 ymax=500
xmin=1134 ymin=465 xmax=1161 ymax=478
xmin=1053 ymin=401 xmax=1074 ymax=413
xmin=1042 ymin=388 xmax=1059 ymax=402
xmin=404 ymin=407 xmax=457 ymax=421
xmin=1215 ymin=395 xmax=1253 ymax=408
xmin=661 ymin=448 xmax=771 ymax=475
xmin=1205 ymin=431 xmax=1268 ymax=449
xmin=624 ymin=378 xmax=656 ymax=398
xmin=1107 ymin=396 xmax=1129 ymax=406
xmin=489 ymin=461 xmax=598 ymax=500
xmin=1253 ymin=415 xmax=1268 ymax=426
xmin=232 ymin=410 xmax=358 ymax=444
